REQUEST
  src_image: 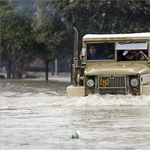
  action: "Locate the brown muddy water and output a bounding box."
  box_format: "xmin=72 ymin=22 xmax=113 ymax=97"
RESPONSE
xmin=1 ymin=79 xmax=150 ymax=150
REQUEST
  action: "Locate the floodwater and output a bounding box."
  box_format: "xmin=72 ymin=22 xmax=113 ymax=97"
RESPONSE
xmin=1 ymin=79 xmax=150 ymax=150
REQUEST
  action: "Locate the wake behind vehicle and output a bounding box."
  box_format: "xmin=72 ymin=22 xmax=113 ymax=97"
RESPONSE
xmin=67 ymin=28 xmax=150 ymax=96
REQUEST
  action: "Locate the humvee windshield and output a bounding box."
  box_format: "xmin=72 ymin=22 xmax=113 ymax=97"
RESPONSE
xmin=87 ymin=43 xmax=115 ymax=60
xmin=117 ymin=41 xmax=148 ymax=61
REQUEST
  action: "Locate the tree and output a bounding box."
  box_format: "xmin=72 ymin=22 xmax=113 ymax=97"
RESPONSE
xmin=34 ymin=0 xmax=73 ymax=80
xmin=0 ymin=0 xmax=38 ymax=78
xmin=56 ymin=0 xmax=150 ymax=37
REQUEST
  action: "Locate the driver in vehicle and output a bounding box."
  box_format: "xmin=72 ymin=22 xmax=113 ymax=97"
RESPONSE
xmin=87 ymin=45 xmax=99 ymax=60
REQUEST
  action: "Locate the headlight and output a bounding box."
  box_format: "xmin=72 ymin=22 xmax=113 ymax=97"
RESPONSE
xmin=130 ymin=79 xmax=139 ymax=87
xmin=86 ymin=79 xmax=94 ymax=87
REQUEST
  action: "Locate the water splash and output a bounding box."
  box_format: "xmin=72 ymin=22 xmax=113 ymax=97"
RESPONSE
xmin=1 ymin=93 xmax=150 ymax=109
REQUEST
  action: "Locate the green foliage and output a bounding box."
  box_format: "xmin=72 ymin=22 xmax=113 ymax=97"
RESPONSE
xmin=34 ymin=0 xmax=73 ymax=62
xmin=0 ymin=0 xmax=11 ymax=10
xmin=0 ymin=0 xmax=38 ymax=78
xmin=1 ymin=9 xmax=36 ymax=59
xmin=56 ymin=0 xmax=150 ymax=36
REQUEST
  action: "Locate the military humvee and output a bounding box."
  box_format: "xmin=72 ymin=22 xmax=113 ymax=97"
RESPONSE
xmin=67 ymin=28 xmax=150 ymax=96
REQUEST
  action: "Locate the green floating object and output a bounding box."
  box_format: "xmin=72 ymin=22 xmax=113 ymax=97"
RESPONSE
xmin=70 ymin=131 xmax=80 ymax=139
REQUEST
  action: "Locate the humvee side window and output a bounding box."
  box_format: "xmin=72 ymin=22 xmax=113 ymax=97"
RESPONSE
xmin=117 ymin=41 xmax=148 ymax=61
xmin=87 ymin=43 xmax=115 ymax=60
